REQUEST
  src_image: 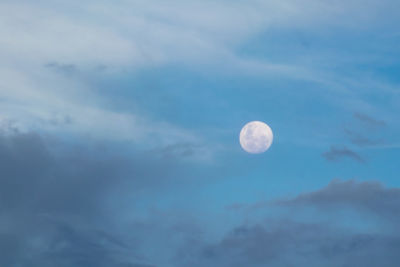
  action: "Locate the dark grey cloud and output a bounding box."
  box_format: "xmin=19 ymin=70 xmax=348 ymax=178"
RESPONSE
xmin=176 ymin=220 xmax=400 ymax=267
xmin=15 ymin=218 xmax=139 ymax=267
xmin=176 ymin=180 xmax=400 ymax=267
xmin=354 ymin=112 xmax=386 ymax=127
xmin=0 ymin=131 xmax=164 ymax=266
xmin=322 ymin=146 xmax=365 ymax=163
xmin=276 ymin=179 xmax=400 ymax=222
xmin=3 ymin=130 xmax=400 ymax=267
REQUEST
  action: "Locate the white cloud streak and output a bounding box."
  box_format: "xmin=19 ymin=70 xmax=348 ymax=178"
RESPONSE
xmin=0 ymin=0 xmax=398 ymax=143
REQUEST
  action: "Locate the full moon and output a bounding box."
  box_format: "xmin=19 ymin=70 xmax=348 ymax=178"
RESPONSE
xmin=239 ymin=121 xmax=273 ymax=154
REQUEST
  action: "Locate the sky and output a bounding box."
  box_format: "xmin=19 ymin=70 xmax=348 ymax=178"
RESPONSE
xmin=1 ymin=0 xmax=400 ymax=266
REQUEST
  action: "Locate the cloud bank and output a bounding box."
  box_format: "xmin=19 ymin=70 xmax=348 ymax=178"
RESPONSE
xmin=177 ymin=180 xmax=400 ymax=267
xmin=1 ymin=130 xmax=399 ymax=267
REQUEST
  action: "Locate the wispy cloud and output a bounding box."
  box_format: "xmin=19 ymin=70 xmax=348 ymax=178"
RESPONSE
xmin=354 ymin=112 xmax=386 ymax=127
xmin=322 ymin=146 xmax=365 ymax=163
xmin=344 ymin=128 xmax=382 ymax=147
xmin=0 ymin=0 xmax=399 ymax=144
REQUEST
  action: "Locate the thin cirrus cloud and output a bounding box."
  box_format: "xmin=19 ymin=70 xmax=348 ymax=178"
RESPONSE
xmin=1 ymin=0 xmax=399 ymax=140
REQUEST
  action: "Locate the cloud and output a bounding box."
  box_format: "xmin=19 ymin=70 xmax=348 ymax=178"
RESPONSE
xmin=1 ymin=1 xmax=400 ymax=265
xmin=2 ymin=130 xmax=400 ymax=267
xmin=153 ymin=142 xmax=214 ymax=162
xmin=176 ymin=221 xmax=400 ymax=267
xmin=354 ymin=112 xmax=386 ymax=127
xmin=276 ymin=179 xmax=400 ymax=222
xmin=185 ymin=221 xmax=400 ymax=267
xmin=0 ymin=130 xmax=181 ymax=266
xmin=344 ymin=128 xmax=381 ymax=147
xmin=0 ymin=75 xmax=198 ymax=145
xmin=45 ymin=62 xmax=78 ymax=76
xmin=0 ymin=0 xmax=398 ymax=145
xmin=322 ymin=146 xmax=365 ymax=163
xmin=2 ymin=0 xmax=387 ymax=68
xmin=176 ymin=179 xmax=400 ymax=267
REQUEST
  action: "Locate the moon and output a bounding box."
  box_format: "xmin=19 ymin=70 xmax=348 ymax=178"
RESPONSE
xmin=239 ymin=121 xmax=273 ymax=154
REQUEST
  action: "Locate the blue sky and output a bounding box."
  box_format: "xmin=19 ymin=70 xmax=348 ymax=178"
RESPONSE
xmin=1 ymin=0 xmax=400 ymax=266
